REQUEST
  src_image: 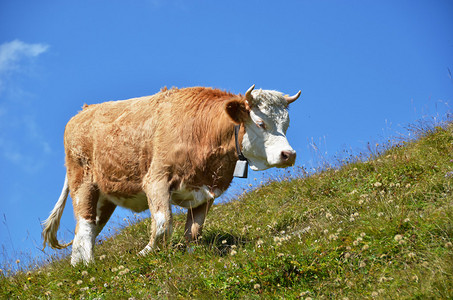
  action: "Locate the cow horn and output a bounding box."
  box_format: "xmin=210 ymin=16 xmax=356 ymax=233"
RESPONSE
xmin=245 ymin=84 xmax=255 ymax=103
xmin=285 ymin=90 xmax=301 ymax=104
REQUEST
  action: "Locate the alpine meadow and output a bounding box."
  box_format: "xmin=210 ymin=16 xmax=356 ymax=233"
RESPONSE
xmin=2 ymin=2 xmax=453 ymax=299
xmin=1 ymin=119 xmax=452 ymax=299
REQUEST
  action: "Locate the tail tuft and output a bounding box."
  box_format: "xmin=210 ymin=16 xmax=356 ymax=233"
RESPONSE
xmin=42 ymin=175 xmax=73 ymax=250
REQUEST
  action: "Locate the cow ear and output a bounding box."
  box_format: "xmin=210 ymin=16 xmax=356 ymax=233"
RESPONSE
xmin=225 ymin=99 xmax=249 ymax=124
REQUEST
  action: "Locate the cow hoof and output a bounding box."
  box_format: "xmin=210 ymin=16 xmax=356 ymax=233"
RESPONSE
xmin=138 ymin=244 xmax=153 ymax=256
xmin=71 ymin=256 xmax=93 ymax=266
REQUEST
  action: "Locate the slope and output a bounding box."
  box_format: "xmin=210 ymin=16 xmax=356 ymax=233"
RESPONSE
xmin=1 ymin=124 xmax=452 ymax=299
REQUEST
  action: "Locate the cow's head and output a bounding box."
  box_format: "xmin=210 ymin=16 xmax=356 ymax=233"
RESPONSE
xmin=225 ymin=85 xmax=300 ymax=171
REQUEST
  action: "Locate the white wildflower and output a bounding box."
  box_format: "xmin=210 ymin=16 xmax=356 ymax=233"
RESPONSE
xmin=119 ymin=268 xmax=130 ymax=276
xmin=394 ymin=234 xmax=403 ymax=242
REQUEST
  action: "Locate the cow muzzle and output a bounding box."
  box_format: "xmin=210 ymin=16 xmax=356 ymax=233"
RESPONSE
xmin=277 ymin=150 xmax=296 ymax=167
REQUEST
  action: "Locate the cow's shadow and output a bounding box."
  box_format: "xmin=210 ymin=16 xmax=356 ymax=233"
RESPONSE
xmin=196 ymin=230 xmax=253 ymax=256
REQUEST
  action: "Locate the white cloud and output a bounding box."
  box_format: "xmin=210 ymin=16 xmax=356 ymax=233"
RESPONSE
xmin=0 ymin=40 xmax=51 ymax=173
xmin=0 ymin=40 xmax=49 ymax=73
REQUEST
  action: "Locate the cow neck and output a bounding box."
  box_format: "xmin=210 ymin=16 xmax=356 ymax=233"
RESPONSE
xmin=234 ymin=124 xmax=247 ymax=161
xmin=233 ymin=124 xmax=248 ymax=178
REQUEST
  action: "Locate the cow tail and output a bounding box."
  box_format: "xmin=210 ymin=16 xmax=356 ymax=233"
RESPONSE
xmin=42 ymin=174 xmax=73 ymax=250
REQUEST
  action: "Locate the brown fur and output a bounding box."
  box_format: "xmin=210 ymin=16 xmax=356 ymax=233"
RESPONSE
xmin=65 ymin=87 xmax=246 ymax=197
xmin=63 ymin=87 xmax=248 ymax=245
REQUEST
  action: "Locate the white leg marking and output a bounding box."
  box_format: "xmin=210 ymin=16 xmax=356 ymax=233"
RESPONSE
xmin=71 ymin=218 xmax=96 ymax=266
xmin=138 ymin=244 xmax=153 ymax=256
xmin=154 ymin=212 xmax=167 ymax=237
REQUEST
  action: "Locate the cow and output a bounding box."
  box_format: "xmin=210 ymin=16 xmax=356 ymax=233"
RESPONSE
xmin=42 ymin=85 xmax=300 ymax=266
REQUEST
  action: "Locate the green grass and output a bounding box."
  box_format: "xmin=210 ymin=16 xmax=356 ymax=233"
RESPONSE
xmin=1 ymin=124 xmax=452 ymax=299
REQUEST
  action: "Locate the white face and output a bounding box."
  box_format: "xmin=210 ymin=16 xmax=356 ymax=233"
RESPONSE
xmin=241 ymin=89 xmax=296 ymax=171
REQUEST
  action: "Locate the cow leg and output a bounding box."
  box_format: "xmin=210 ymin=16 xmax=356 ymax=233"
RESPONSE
xmin=94 ymin=196 xmax=117 ymax=238
xmin=185 ymin=200 xmax=214 ymax=242
xmin=71 ymin=181 xmax=99 ymax=266
xmin=139 ymin=178 xmax=172 ymax=256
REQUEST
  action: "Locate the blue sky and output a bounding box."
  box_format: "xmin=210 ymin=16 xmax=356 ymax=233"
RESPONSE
xmin=1 ymin=1 xmax=452 ymax=268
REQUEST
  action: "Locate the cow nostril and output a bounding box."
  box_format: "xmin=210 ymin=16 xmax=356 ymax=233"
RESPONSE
xmin=281 ymin=151 xmax=289 ymax=161
xmin=280 ymin=150 xmax=296 ymax=163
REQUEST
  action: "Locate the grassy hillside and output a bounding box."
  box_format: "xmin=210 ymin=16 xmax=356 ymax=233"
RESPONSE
xmin=1 ymin=124 xmax=452 ymax=299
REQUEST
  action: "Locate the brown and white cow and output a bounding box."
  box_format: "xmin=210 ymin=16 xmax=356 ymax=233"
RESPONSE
xmin=42 ymin=85 xmax=300 ymax=265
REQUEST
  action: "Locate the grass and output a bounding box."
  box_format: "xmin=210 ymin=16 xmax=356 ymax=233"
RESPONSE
xmin=1 ymin=122 xmax=452 ymax=299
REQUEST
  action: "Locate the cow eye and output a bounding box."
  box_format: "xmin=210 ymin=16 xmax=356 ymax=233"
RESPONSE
xmin=257 ymin=121 xmax=266 ymax=130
